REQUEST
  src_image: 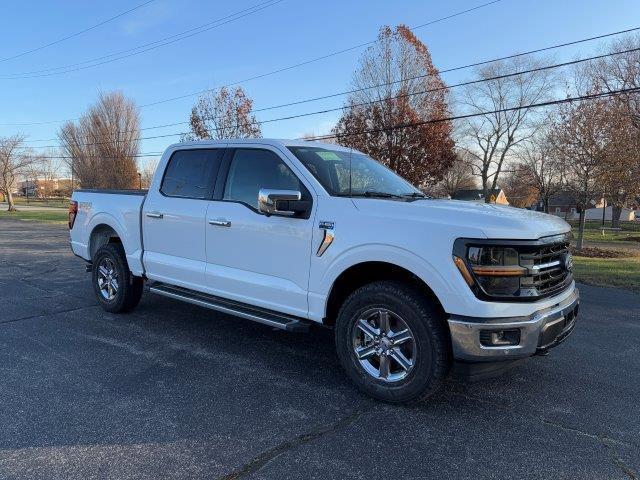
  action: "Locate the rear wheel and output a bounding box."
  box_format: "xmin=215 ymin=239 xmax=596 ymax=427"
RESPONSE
xmin=335 ymin=281 xmax=451 ymax=404
xmin=92 ymin=243 xmax=143 ymax=313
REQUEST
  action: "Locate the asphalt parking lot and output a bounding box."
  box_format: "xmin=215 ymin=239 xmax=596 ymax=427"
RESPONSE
xmin=0 ymin=218 xmax=638 ymax=480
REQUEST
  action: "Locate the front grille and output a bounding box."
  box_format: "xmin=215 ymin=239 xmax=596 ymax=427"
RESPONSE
xmin=520 ymin=241 xmax=572 ymax=297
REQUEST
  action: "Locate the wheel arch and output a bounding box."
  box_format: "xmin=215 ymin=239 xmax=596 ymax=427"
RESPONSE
xmin=88 ymin=223 xmax=123 ymax=260
xmin=323 ymin=260 xmax=447 ymax=327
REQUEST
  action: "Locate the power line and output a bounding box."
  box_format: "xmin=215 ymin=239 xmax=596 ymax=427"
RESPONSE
xmin=0 ymin=0 xmax=156 ymax=63
xmin=5 ymin=22 xmax=639 ymax=130
xmin=21 ymin=46 xmax=640 ymax=149
xmin=0 ymin=0 xmax=283 ymax=79
xmin=138 ymin=0 xmax=504 ymax=108
xmin=20 ymin=86 xmax=640 ymax=162
xmin=302 ymin=87 xmax=640 ymax=141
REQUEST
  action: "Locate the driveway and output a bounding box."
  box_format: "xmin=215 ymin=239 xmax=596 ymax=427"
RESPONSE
xmin=0 ymin=218 xmax=638 ymax=480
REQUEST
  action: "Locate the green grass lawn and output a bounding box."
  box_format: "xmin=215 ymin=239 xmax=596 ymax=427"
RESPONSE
xmin=12 ymin=197 xmax=70 ymax=208
xmin=0 ymin=209 xmax=68 ymax=225
xmin=569 ymin=220 xmax=640 ymax=243
xmin=573 ymin=255 xmax=640 ymax=291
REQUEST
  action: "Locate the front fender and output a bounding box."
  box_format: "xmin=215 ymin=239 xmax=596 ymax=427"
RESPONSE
xmin=308 ymin=243 xmax=462 ymax=322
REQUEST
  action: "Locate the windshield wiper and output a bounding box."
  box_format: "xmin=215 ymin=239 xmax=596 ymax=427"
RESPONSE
xmin=402 ymin=192 xmax=427 ymax=199
xmin=361 ymin=191 xmax=403 ymax=198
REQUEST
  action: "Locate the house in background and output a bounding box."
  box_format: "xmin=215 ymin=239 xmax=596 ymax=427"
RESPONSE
xmin=537 ymin=191 xmax=604 ymax=220
xmin=452 ymin=188 xmax=509 ymax=205
xmin=17 ymin=178 xmax=72 ymax=198
xmin=585 ymin=206 xmax=636 ymax=221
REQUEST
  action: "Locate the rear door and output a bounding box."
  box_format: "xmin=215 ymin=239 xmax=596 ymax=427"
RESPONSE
xmin=203 ymin=146 xmax=315 ymax=318
xmin=142 ymin=147 xmax=224 ymax=290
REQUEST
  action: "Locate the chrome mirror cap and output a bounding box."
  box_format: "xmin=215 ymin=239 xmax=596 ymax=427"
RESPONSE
xmin=258 ymin=189 xmax=302 ymax=216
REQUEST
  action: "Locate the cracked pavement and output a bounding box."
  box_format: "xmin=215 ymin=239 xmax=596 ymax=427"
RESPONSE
xmin=0 ymin=218 xmax=638 ymax=479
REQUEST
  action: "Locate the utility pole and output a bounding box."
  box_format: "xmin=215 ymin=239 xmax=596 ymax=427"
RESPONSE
xmin=138 ymin=172 xmax=142 ymax=190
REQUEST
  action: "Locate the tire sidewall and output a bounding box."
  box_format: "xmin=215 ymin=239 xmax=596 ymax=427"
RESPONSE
xmin=92 ymin=244 xmax=129 ymax=312
xmin=335 ymin=282 xmax=445 ymax=403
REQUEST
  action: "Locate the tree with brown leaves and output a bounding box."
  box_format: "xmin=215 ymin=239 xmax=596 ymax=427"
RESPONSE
xmin=186 ymin=86 xmax=262 ymax=140
xmin=332 ymin=25 xmax=455 ymax=188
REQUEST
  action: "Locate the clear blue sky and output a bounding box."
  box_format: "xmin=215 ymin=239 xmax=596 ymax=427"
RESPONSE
xmin=1 ymin=0 xmax=639 ymax=170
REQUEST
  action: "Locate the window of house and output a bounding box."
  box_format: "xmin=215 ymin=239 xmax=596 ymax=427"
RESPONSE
xmin=223 ymin=149 xmax=305 ymax=210
xmin=161 ymin=149 xmax=222 ymax=199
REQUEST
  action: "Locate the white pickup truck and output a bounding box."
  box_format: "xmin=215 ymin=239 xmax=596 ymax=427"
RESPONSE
xmin=69 ymin=139 xmax=579 ymax=403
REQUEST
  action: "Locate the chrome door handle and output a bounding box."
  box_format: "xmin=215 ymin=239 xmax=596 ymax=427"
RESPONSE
xmin=209 ymin=219 xmax=231 ymax=227
xmin=146 ymin=212 xmax=163 ymax=219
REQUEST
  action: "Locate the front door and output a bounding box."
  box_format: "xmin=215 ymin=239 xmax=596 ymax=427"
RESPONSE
xmin=143 ymin=148 xmax=223 ymax=290
xmin=204 ymin=147 xmax=315 ymax=318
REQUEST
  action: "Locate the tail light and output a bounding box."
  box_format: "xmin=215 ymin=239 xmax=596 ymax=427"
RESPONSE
xmin=68 ymin=200 xmax=78 ymax=229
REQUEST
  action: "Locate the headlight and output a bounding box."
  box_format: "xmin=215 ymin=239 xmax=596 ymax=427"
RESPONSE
xmin=454 ymin=246 xmax=526 ymax=296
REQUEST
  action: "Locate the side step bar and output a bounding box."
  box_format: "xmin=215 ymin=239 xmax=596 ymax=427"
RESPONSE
xmin=148 ymin=283 xmax=310 ymax=332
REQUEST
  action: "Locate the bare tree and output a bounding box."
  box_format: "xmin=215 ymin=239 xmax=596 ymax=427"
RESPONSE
xmin=590 ymin=35 xmax=640 ymax=132
xmin=333 ymin=25 xmax=456 ymax=187
xmin=459 ymin=57 xmax=557 ymax=202
xmin=59 ymin=92 xmax=140 ymax=189
xmin=518 ymin=132 xmax=565 ymax=213
xmin=430 ymin=151 xmax=476 ymax=197
xmin=500 ymin=163 xmax=540 ymax=208
xmin=186 ymin=86 xmax=261 ymax=140
xmin=0 ymin=135 xmax=33 ymax=211
xmin=139 ymin=159 xmax=158 ymax=189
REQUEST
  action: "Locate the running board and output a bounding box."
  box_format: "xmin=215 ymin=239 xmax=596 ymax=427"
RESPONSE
xmin=148 ymin=283 xmax=310 ymax=332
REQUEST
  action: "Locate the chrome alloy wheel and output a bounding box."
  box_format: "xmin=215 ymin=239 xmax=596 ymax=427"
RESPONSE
xmin=97 ymin=258 xmax=119 ymax=301
xmin=352 ymin=308 xmax=416 ymax=382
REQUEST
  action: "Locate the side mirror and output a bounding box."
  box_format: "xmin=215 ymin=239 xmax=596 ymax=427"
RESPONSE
xmin=258 ymin=189 xmax=302 ymax=216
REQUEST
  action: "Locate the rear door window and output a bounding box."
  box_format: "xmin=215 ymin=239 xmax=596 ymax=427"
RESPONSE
xmin=160 ymin=149 xmax=223 ymax=199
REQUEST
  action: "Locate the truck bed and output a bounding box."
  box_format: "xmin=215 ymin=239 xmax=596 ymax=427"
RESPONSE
xmin=69 ymin=189 xmax=147 ymax=276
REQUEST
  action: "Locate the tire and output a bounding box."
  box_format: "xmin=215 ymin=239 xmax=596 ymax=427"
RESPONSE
xmin=335 ymin=281 xmax=451 ymax=404
xmin=92 ymin=243 xmax=143 ymax=313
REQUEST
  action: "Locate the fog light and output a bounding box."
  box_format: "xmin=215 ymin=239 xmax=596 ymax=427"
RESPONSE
xmin=480 ymin=329 xmax=520 ymax=347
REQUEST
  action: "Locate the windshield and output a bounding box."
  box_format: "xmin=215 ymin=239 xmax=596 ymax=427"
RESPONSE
xmin=287 ymin=146 xmax=423 ymax=198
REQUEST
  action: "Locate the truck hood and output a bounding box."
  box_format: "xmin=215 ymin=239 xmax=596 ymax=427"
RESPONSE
xmin=352 ymin=198 xmax=570 ymax=240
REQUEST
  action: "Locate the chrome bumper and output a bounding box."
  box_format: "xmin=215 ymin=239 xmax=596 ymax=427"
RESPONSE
xmin=447 ymin=288 xmax=579 ymax=362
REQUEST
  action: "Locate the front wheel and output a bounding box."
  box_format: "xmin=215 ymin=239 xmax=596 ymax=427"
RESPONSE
xmin=335 ymin=281 xmax=451 ymax=404
xmin=92 ymin=243 xmax=143 ymax=313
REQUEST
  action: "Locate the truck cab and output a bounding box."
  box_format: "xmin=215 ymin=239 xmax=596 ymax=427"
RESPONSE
xmin=69 ymin=139 xmax=579 ymax=403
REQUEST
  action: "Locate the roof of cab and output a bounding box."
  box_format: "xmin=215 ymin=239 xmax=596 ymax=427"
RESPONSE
xmin=167 ymin=138 xmax=359 ymax=153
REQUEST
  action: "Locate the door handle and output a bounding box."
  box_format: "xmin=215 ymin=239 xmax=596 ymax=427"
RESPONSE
xmin=209 ymin=219 xmax=231 ymax=227
xmin=146 ymin=212 xmax=163 ymax=219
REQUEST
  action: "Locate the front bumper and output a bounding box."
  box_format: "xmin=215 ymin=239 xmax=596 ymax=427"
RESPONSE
xmin=447 ymin=288 xmax=579 ymax=362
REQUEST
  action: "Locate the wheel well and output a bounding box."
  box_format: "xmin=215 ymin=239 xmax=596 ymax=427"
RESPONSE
xmin=89 ymin=224 xmax=122 ymax=260
xmin=324 ymin=261 xmax=445 ymax=326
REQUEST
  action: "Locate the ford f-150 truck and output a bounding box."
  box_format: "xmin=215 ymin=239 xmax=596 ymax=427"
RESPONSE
xmin=69 ymin=139 xmax=579 ymax=403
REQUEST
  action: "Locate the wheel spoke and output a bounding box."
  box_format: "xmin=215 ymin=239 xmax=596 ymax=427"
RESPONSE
xmin=99 ymin=265 xmax=109 ymax=277
xmin=378 ymin=310 xmax=390 ymax=333
xmin=389 ymin=329 xmax=412 ymax=346
xmin=355 ymin=345 xmax=377 ymax=360
xmin=357 ymin=319 xmax=379 ymax=339
xmin=110 ymin=279 xmax=118 ymax=292
xmin=378 ymin=355 xmax=391 ymax=379
xmin=389 ymin=348 xmax=413 ymax=371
